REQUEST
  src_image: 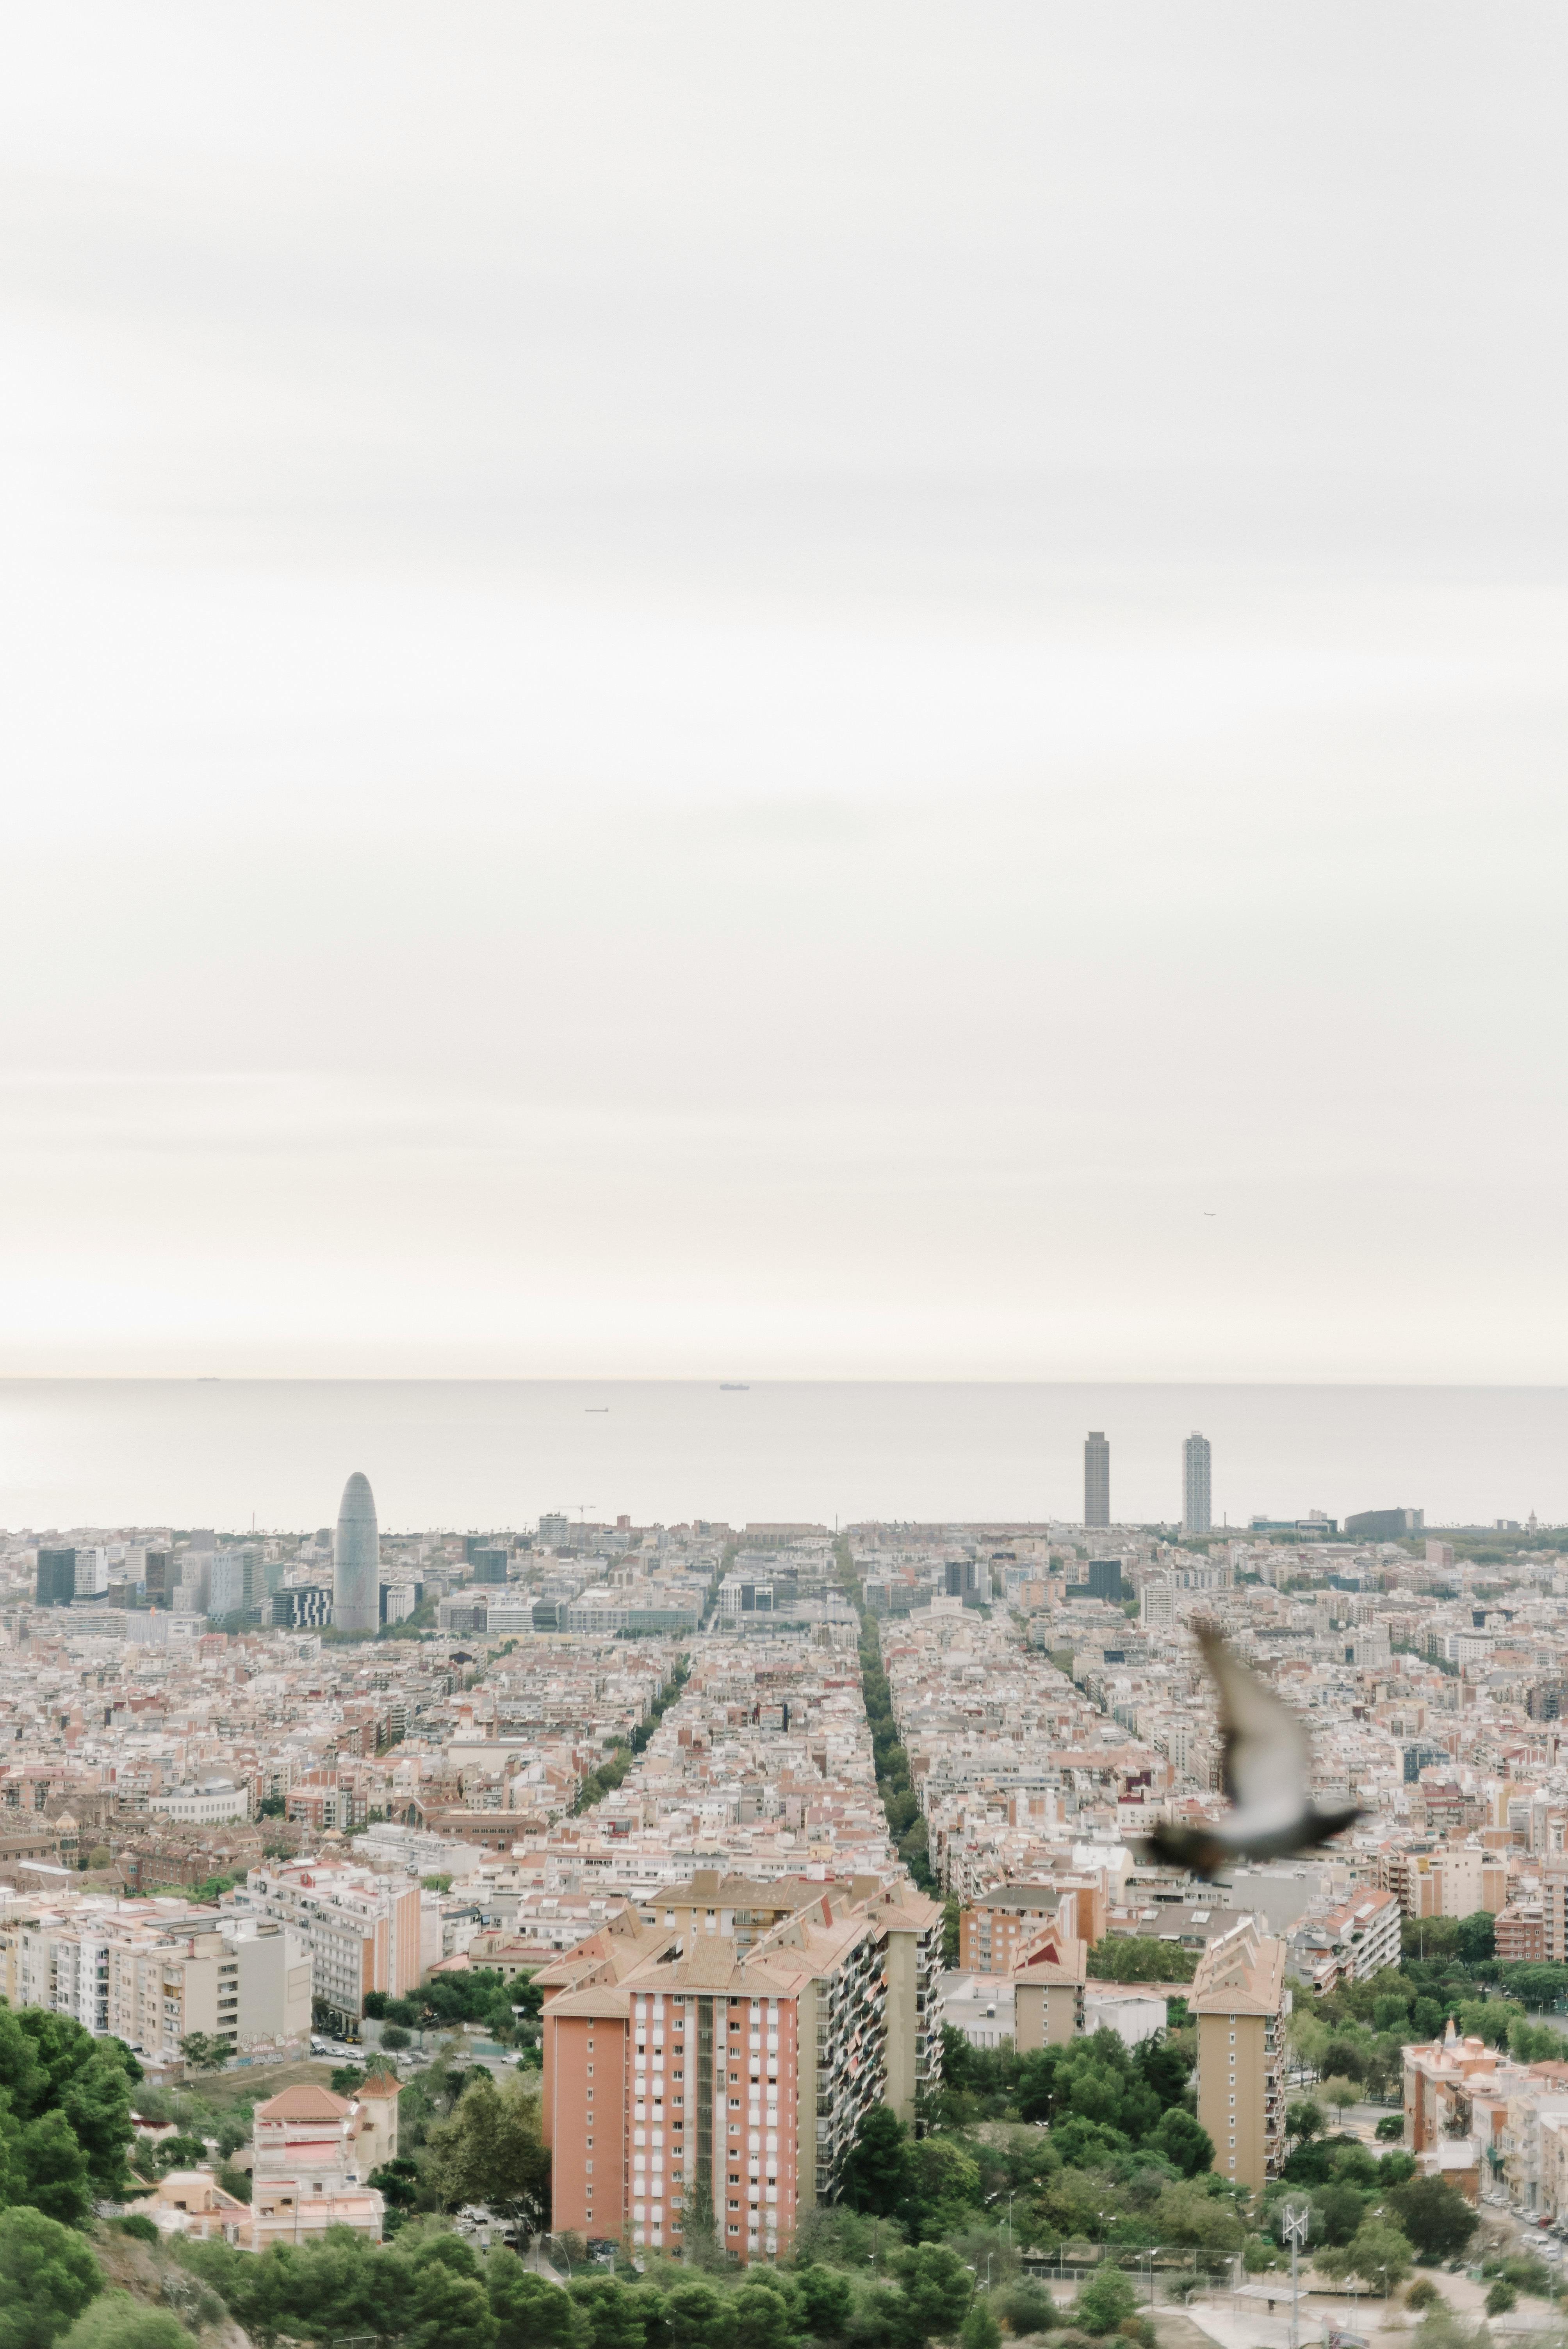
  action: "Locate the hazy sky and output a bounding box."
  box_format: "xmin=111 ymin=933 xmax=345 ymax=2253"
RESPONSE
xmin=2 ymin=4 xmax=1566 ymax=1381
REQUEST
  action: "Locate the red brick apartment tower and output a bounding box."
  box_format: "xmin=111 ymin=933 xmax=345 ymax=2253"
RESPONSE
xmin=544 ymin=1955 xmax=805 ymax=2263
xmin=542 ymin=1987 xmax=629 ymax=2241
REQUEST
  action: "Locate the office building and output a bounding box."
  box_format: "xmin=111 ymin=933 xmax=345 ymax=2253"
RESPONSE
xmin=332 ymin=1472 xmax=380 ymax=1635
xmin=1084 ymin=1432 xmax=1110 ymax=1529
xmin=244 ymin=1550 xmax=285 ymax=1618
xmin=273 ymin=1586 xmax=332 ymax=1630
xmin=143 ymin=1549 xmax=173 ymax=1608
xmin=74 ymin=1548 xmax=110 ymax=1600
xmin=36 ymin=1549 xmax=76 ymax=1608
xmin=1344 ymin=1506 xmax=1423 ymax=1541
xmin=1191 ymin=1918 xmax=1287 ymax=2189
xmin=208 ymin=1550 xmax=248 ymax=1620
xmin=1183 ymin=1431 xmax=1212 ymax=1535
xmin=470 ymin=1548 xmax=509 ymax=1585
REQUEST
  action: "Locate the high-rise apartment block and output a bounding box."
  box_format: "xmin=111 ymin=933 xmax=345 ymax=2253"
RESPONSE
xmin=1084 ymin=1432 xmax=1110 ymax=1528
xmin=0 ymin=1907 xmax=311 ymax=2064
xmin=1191 ymin=1918 xmax=1287 ymax=2189
xmin=540 ymin=1874 xmax=941 ymax=2263
xmin=228 ymin=1860 xmax=422 ymax=2035
xmin=1183 ymin=1431 xmax=1212 ymax=1535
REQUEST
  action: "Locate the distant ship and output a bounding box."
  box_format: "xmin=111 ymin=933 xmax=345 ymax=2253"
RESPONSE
xmin=720 ymin=1383 xmax=750 ymax=1391
xmin=584 ymin=1406 xmax=609 ymax=1413
xmin=196 ymin=1376 xmax=220 ymax=1382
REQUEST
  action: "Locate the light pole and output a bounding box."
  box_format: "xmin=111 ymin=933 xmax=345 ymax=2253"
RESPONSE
xmin=1282 ymin=2196 xmax=1311 ymax=2349
xmin=1147 ymin=2244 xmax=1163 ymax=2310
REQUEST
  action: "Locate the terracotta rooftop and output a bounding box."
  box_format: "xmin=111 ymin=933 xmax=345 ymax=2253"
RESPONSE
xmin=256 ymin=2084 xmax=353 ymax=2120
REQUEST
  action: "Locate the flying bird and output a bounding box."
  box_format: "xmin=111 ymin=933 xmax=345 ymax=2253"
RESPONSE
xmin=1141 ymin=1623 xmax=1362 ymax=1879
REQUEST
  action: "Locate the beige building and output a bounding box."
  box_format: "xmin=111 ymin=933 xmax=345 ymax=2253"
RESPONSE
xmin=0 ymin=1896 xmax=310 ymax=2064
xmin=1010 ymin=1914 xmax=1087 ymax=2050
xmin=249 ymin=2079 xmax=392 ymax=2247
xmin=228 ymin=1861 xmax=422 ymax=2033
xmin=1191 ymin=1918 xmax=1288 ymax=2190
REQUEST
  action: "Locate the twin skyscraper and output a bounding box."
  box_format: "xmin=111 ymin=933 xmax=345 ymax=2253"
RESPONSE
xmin=1082 ymin=1428 xmax=1212 ymax=1534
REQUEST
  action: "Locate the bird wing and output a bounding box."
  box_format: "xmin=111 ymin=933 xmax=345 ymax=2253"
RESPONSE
xmin=1196 ymin=1623 xmax=1311 ymax=1834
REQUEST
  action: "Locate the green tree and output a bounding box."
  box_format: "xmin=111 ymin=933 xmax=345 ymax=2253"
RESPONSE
xmin=58 ymin=2305 xmax=186 ymax=2349
xmin=180 ymin=2034 xmax=230 ymax=2074
xmin=840 ymin=2106 xmax=914 ymax=2219
xmin=889 ymin=2243 xmax=973 ymax=2347
xmin=402 ymin=2247 xmax=497 ymax=2349
xmin=1288 ymin=2100 xmax=1324 ymax=2145
xmin=659 ymin=2280 xmax=729 ymax=2347
xmin=1149 ymin=2109 xmax=1212 ymax=2177
xmin=16 ymin=2114 xmax=93 ymax=2231
xmin=382 ymin=2025 xmax=412 ymax=2051
xmin=0 ymin=2208 xmax=102 ymax=2349
xmin=1387 ymin=2176 xmax=1478 ymax=2263
xmin=424 ymin=2074 xmax=550 ymax=2232
xmin=567 ymin=2275 xmax=647 ymax=2349
xmin=1087 ymin=1937 xmax=1197 ymax=1985
xmin=58 ymin=2302 xmax=184 ymax=2349
xmin=1153 ymin=2181 xmax=1245 ymax=2260
xmin=900 ymin=2135 xmax=982 ymax=2239
xmin=1508 ymin=2018 xmax=1563 ymax=2064
xmin=1074 ymin=2268 xmax=1139 ymax=2335
xmin=1341 ymin=2218 xmax=1414 ymax=2293
xmin=486 ymin=2255 xmax=584 ymax=2349
xmin=794 ymin=2267 xmax=854 ymax=2339
xmin=729 ymin=2281 xmax=801 ymax=2349
xmin=960 ymin=2301 xmax=1002 ymax=2349
xmin=1485 ymin=2281 xmax=1516 ymax=2316
xmin=1455 ymin=1914 xmax=1496 ymax=1966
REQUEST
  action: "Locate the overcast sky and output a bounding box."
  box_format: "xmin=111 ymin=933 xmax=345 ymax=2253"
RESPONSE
xmin=2 ymin=3 xmax=1566 ymax=1381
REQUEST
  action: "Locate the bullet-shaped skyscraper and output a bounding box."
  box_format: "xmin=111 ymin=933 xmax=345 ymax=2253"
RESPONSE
xmin=1084 ymin=1431 xmax=1110 ymax=1529
xmin=1183 ymin=1431 xmax=1212 ymax=1535
xmin=333 ymin=1471 xmax=380 ymax=1633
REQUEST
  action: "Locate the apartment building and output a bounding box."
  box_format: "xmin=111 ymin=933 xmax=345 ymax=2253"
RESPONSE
xmin=1010 ymin=1913 xmax=1088 ymax=2049
xmin=959 ymin=1882 xmax=1102 ymax=1971
xmin=1496 ymin=1902 xmax=1547 ymax=1963
xmin=230 ymin=1861 xmax=422 ymax=2035
xmin=1191 ymin=1918 xmax=1288 ymax=2190
xmin=1 ymin=1898 xmax=310 ymax=2062
xmin=1290 ymin=1887 xmax=1402 ymax=1994
xmin=1379 ymin=1843 xmax=1508 ymax=1922
xmin=540 ymin=1875 xmax=925 ymax=2263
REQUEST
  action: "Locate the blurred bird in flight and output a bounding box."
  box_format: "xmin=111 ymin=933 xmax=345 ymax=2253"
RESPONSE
xmin=1141 ymin=1623 xmax=1362 ymax=1880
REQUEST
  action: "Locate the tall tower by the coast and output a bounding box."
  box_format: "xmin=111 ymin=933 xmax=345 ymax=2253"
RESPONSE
xmin=1084 ymin=1431 xmax=1110 ymax=1529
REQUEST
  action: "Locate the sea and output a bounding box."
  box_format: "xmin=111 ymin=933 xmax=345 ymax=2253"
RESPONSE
xmin=0 ymin=1380 xmax=1564 ymax=1536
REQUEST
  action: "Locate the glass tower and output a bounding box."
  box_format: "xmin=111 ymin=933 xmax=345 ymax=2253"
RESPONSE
xmin=333 ymin=1471 xmax=381 ymax=1633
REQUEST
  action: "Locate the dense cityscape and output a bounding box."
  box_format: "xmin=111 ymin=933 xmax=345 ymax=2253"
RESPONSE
xmin=4 ymin=1434 xmax=1568 ymax=2347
